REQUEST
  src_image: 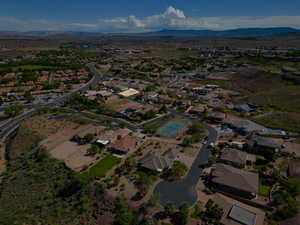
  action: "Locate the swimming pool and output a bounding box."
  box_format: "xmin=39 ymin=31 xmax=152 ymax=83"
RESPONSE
xmin=156 ymin=120 xmax=186 ymax=137
xmin=268 ymin=128 xmax=286 ymax=136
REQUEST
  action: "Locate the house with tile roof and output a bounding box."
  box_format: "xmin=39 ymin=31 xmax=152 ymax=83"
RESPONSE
xmin=220 ymin=148 xmax=256 ymax=168
xmin=211 ymin=164 xmax=259 ymax=199
xmin=139 ymin=150 xmax=177 ymax=172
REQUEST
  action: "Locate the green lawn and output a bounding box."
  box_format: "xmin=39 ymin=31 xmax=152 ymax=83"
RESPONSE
xmin=80 ymin=154 xmax=121 ymax=179
xmin=259 ymin=183 xmax=271 ymax=197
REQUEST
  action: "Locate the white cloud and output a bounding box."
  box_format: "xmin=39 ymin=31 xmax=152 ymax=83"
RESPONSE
xmin=0 ymin=6 xmax=300 ymax=32
xmin=91 ymin=7 xmax=300 ymax=32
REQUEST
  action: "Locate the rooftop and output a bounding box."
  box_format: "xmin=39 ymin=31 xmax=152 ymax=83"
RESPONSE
xmin=229 ymin=120 xmax=267 ymax=134
xmin=119 ymin=88 xmax=139 ymax=97
xmin=221 ymin=148 xmax=254 ymax=166
xmin=212 ymin=163 xmax=259 ymax=194
xmin=229 ymin=205 xmax=257 ymax=225
xmin=248 ymin=135 xmax=281 ymax=149
xmin=212 ymin=194 xmax=265 ymax=225
xmin=139 ymin=150 xmax=177 ymax=172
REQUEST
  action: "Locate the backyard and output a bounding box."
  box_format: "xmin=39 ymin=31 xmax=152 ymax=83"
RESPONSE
xmin=79 ymin=154 xmax=121 ymax=179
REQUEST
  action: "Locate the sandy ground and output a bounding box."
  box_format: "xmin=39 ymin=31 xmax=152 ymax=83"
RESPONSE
xmin=50 ymin=141 xmax=97 ymax=171
xmin=45 ymin=124 xmax=106 ymax=172
xmin=45 ymin=124 xmax=139 ymax=172
xmin=281 ymin=139 xmax=300 ymax=157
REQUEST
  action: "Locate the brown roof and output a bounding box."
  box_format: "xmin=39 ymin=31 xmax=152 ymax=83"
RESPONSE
xmin=220 ymin=148 xmax=248 ymax=166
xmin=211 ymin=194 xmax=265 ymax=225
xmin=139 ymin=150 xmax=177 ymax=171
xmin=212 ymin=164 xmax=259 ymax=194
xmin=289 ymin=161 xmax=300 ymax=180
xmin=110 ymin=135 xmax=141 ymax=153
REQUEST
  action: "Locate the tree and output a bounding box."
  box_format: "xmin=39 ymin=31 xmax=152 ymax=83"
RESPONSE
xmin=182 ymin=137 xmax=193 ymax=147
xmin=148 ymin=194 xmax=160 ymax=208
xmin=159 ymin=105 xmax=168 ymax=114
xmin=24 ymin=91 xmax=33 ymax=102
xmin=164 ymin=202 xmax=176 ymax=217
xmin=163 ymin=161 xmax=188 ymax=180
xmin=114 ymin=198 xmax=137 ymax=225
xmin=282 ymin=178 xmax=300 ymax=197
xmin=205 ymin=200 xmax=223 ymax=223
xmin=5 ymin=104 xmax=24 ymax=117
xmin=143 ymin=110 xmax=156 ymax=120
xmin=80 ymin=133 xmax=94 ymax=145
xmin=176 ymin=203 xmax=189 ymax=225
xmin=114 ymin=208 xmax=136 ymax=225
xmin=86 ymin=144 xmax=101 ymax=156
xmin=208 ymin=156 xmax=217 ymax=167
xmin=191 ymin=205 xmax=201 ymax=219
xmin=187 ymin=122 xmax=205 ymax=135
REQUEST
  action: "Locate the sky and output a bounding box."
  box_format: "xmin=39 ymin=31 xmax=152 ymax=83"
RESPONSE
xmin=1 ymin=0 xmax=300 ymax=32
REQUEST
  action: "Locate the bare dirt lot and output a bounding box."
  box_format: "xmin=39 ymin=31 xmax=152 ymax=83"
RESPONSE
xmin=45 ymin=124 xmax=106 ymax=172
xmin=9 ymin=115 xmax=77 ymax=159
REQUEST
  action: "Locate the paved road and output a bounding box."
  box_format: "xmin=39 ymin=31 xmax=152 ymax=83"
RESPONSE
xmin=154 ymin=124 xmax=218 ymax=207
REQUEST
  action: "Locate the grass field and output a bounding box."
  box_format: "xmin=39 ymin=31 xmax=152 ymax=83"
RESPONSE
xmin=80 ymin=154 xmax=121 ymax=179
xmin=259 ymin=183 xmax=271 ymax=197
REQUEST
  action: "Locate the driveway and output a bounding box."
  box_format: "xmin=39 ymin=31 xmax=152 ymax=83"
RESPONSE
xmin=154 ymin=124 xmax=218 ymax=207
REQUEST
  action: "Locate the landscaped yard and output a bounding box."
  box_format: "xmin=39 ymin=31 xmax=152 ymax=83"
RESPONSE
xmin=259 ymin=183 xmax=271 ymax=197
xmin=80 ymin=154 xmax=121 ymax=179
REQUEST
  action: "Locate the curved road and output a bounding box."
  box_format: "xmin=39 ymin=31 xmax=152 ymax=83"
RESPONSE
xmin=154 ymin=124 xmax=218 ymax=207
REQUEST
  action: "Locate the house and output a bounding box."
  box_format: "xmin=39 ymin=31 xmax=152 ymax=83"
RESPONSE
xmin=139 ymin=150 xmax=177 ymax=172
xmin=207 ymin=111 xmax=226 ymax=123
xmin=211 ymin=163 xmax=259 ymax=199
xmin=228 ymin=120 xmax=267 ymax=135
xmin=95 ymin=139 xmax=110 ymax=147
xmin=288 ymin=161 xmax=300 ymax=180
xmin=188 ymin=104 xmax=206 ymax=113
xmin=119 ymin=88 xmax=140 ymax=97
xmin=234 ymin=104 xmax=257 ymax=113
xmin=109 ymin=135 xmax=141 ymax=156
xmin=247 ymin=135 xmax=281 ymax=152
xmin=211 ymin=194 xmax=265 ymax=225
xmin=220 ymin=148 xmax=256 ymax=168
xmin=227 ymin=141 xmax=244 ymax=150
xmin=193 ymin=87 xmax=213 ymax=95
xmin=97 ymin=90 xmax=113 ymax=99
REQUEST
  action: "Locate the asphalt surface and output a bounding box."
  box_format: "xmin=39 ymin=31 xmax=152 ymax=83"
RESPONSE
xmin=154 ymin=124 xmax=218 ymax=207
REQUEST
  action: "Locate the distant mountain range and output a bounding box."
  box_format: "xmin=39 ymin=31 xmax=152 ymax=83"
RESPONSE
xmin=0 ymin=27 xmax=299 ymax=38
xmin=139 ymin=27 xmax=300 ymax=37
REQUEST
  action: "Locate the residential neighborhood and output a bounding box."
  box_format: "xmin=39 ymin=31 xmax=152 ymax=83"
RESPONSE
xmin=1 ymin=15 xmax=300 ymax=225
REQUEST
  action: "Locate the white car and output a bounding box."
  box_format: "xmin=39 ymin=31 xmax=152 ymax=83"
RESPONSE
xmin=208 ymin=142 xmax=215 ymax=148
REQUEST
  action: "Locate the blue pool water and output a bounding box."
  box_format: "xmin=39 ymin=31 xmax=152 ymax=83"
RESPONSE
xmin=156 ymin=121 xmax=185 ymax=137
xmin=268 ymin=128 xmax=286 ymax=135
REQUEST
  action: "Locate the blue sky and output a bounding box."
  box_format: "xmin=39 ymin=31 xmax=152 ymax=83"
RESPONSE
xmin=1 ymin=0 xmax=300 ymax=32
